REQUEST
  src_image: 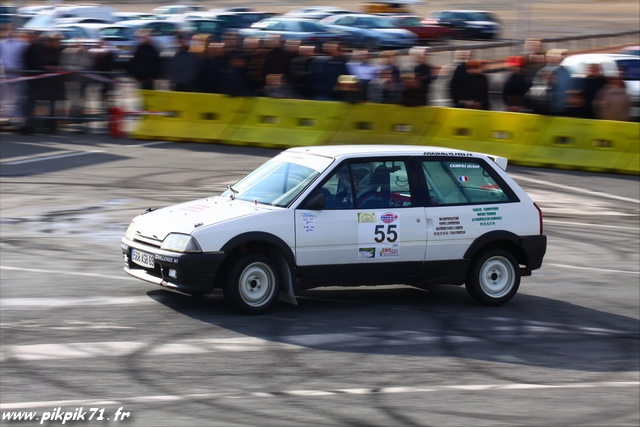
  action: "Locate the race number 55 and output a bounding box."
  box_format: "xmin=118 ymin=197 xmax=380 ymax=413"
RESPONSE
xmin=374 ymin=224 xmax=398 ymax=243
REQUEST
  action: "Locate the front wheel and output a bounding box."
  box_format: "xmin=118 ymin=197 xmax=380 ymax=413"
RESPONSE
xmin=465 ymin=249 xmax=520 ymax=306
xmin=224 ymin=253 xmax=280 ymax=314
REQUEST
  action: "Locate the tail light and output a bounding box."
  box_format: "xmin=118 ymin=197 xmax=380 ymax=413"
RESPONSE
xmin=534 ymin=202 xmax=543 ymax=234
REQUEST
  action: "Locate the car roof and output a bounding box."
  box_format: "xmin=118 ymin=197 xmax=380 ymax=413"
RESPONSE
xmin=287 ymin=145 xmax=479 ymax=158
xmin=562 ymin=53 xmax=638 ymax=63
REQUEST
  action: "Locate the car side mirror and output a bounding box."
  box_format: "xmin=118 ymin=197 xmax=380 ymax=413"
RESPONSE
xmin=305 ymin=192 xmax=326 ymax=210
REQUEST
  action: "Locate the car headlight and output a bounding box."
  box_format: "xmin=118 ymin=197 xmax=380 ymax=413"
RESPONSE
xmin=124 ymin=222 xmax=136 ymax=241
xmin=161 ymin=233 xmax=202 ymax=253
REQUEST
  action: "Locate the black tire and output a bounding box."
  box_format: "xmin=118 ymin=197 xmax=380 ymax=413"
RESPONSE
xmin=223 ymin=253 xmax=280 ymax=314
xmin=465 ymin=248 xmax=520 ymax=306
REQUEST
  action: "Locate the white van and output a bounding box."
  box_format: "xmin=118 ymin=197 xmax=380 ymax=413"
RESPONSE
xmin=23 ymin=5 xmax=114 ymax=28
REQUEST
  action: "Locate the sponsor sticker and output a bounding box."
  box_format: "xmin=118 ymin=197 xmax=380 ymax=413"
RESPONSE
xmin=358 ymin=248 xmax=375 ymax=259
xmin=380 ymin=212 xmax=398 ymax=223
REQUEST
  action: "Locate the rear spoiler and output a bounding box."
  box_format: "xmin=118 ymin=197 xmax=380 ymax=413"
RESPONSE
xmin=486 ymin=154 xmax=508 ymax=171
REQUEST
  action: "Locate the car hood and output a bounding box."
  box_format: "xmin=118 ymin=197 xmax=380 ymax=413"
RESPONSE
xmin=130 ymin=196 xmax=272 ymax=241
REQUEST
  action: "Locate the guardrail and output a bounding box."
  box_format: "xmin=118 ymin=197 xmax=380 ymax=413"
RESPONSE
xmin=130 ymin=91 xmax=640 ymax=175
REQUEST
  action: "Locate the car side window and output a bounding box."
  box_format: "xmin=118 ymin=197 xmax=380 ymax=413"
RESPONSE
xmin=421 ymin=160 xmax=513 ymax=206
xmin=319 ymin=164 xmax=354 ymax=209
xmin=353 ymin=160 xmax=413 ymax=209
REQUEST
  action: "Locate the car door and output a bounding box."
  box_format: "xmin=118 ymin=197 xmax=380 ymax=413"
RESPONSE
xmin=417 ymin=155 xmax=521 ymax=262
xmin=295 ymin=158 xmax=427 ymax=282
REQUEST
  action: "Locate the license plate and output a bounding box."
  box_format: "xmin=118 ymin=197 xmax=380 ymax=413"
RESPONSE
xmin=132 ymin=249 xmax=155 ymax=268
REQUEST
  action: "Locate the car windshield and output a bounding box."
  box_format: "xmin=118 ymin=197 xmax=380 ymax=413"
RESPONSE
xmin=368 ymin=17 xmax=396 ymax=28
xmin=616 ymin=59 xmax=640 ymax=80
xmin=220 ymin=155 xmax=332 ymax=207
xmin=466 ymin=12 xmax=494 ymax=22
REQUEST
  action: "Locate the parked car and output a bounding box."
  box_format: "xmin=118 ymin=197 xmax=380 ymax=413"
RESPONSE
xmin=152 ymin=4 xmax=206 ymax=19
xmin=117 ymin=19 xmax=181 ymax=51
xmin=204 ymin=11 xmax=280 ymax=30
xmin=425 ymin=10 xmax=501 ymax=40
xmin=320 ymin=13 xmax=418 ymax=49
xmin=621 ymin=46 xmax=640 ymax=57
xmin=239 ymin=17 xmax=345 ymax=46
xmin=54 ymin=23 xmax=111 ymax=39
xmin=122 ymin=145 xmax=546 ymax=314
xmin=284 ymin=6 xmax=354 ymax=21
xmin=180 ymin=18 xmax=227 ymax=41
xmin=22 ymin=5 xmax=115 ymax=28
xmin=380 ymin=15 xmax=457 ymax=44
xmin=561 ymin=53 xmax=640 ymax=119
xmin=112 ymin=12 xmax=157 ymax=23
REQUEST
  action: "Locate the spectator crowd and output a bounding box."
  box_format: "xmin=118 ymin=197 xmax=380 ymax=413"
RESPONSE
xmin=0 ymin=29 xmax=634 ymax=134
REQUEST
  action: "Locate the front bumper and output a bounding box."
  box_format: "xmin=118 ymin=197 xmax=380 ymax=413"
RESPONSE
xmin=121 ymin=237 xmax=227 ymax=294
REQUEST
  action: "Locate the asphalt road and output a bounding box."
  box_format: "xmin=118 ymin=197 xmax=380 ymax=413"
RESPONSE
xmin=0 ymin=133 xmax=638 ymax=426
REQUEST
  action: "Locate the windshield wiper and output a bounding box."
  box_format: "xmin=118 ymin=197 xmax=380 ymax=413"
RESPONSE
xmin=227 ymin=185 xmax=239 ymax=200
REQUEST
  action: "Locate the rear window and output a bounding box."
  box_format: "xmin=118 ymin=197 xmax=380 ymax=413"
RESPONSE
xmin=420 ymin=159 xmax=517 ymax=206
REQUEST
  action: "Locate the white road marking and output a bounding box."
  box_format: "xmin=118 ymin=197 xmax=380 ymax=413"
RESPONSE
xmin=0 ymin=338 xmax=298 ymax=362
xmin=126 ymin=141 xmax=169 ymax=147
xmin=547 ymin=263 xmax=640 ymax=275
xmin=0 ymin=296 xmax=154 ymax=309
xmin=510 ymin=174 xmax=640 ymax=204
xmin=544 ymin=219 xmax=639 ymax=231
xmin=1 ymin=381 xmax=637 ymax=410
xmin=1 ymin=150 xmax=105 ymax=166
xmin=0 ymin=265 xmax=137 ymax=282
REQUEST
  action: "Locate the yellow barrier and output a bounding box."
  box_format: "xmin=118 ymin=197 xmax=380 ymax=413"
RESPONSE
xmin=130 ymin=91 xmax=639 ymax=175
xmin=131 ymin=91 xmax=255 ymax=142
xmin=226 ymin=98 xmax=348 ymax=147
xmin=427 ymin=108 xmax=543 ymax=161
xmin=328 ymin=103 xmax=438 ymax=145
xmin=517 ymin=116 xmax=639 ymax=173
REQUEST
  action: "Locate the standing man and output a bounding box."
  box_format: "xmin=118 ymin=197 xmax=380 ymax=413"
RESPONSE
xmin=127 ymin=30 xmax=160 ymax=90
xmin=448 ymin=50 xmax=471 ymax=108
xmin=412 ymin=47 xmax=435 ymax=106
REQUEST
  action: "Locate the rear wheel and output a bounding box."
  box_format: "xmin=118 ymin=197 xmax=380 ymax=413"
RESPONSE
xmin=223 ymin=253 xmax=280 ymax=314
xmin=465 ymin=248 xmax=520 ymax=306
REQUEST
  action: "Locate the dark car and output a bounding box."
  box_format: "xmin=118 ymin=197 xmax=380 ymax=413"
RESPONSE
xmin=381 ymin=15 xmax=457 ymax=44
xmin=239 ymin=17 xmax=344 ymax=46
xmin=425 ymin=10 xmax=501 ymax=40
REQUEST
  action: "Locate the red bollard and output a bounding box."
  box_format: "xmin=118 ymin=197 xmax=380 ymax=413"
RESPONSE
xmin=108 ymin=107 xmax=124 ymax=138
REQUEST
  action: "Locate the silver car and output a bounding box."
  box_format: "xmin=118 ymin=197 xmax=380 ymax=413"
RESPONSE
xmin=239 ymin=17 xmax=345 ymax=46
xmin=320 ymin=14 xmax=418 ymax=50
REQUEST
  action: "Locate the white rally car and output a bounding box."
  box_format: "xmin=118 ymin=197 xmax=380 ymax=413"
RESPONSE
xmin=121 ymin=145 xmax=546 ymax=314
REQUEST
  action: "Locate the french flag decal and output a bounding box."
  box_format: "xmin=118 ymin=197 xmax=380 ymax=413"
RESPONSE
xmin=458 ymin=176 xmax=469 ymax=182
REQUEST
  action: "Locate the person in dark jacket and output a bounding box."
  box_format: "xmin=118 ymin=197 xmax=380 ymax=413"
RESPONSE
xmin=459 ymin=60 xmax=490 ymax=110
xmin=21 ymin=31 xmax=45 ymax=134
xmin=308 ymin=42 xmax=349 ymax=100
xmin=448 ymin=50 xmax=471 ymax=108
xmin=412 ymin=48 xmax=435 ymax=106
xmin=502 ymin=56 xmax=531 ymax=112
xmin=127 ymin=30 xmax=161 ymax=90
xmin=169 ymin=33 xmax=198 ymax=92
xmin=219 ymin=52 xmax=255 ymax=97
xmin=582 ymin=63 xmax=607 ymax=119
